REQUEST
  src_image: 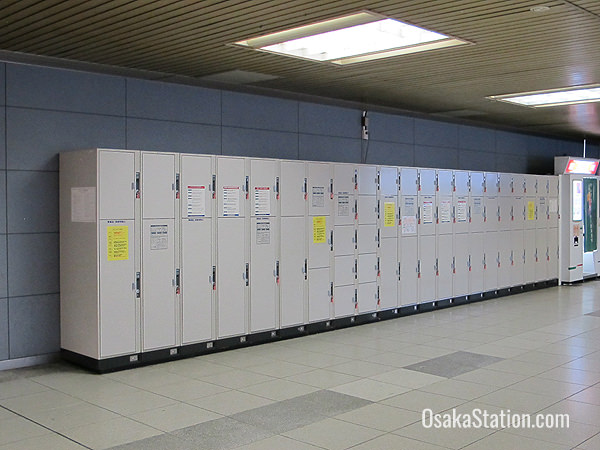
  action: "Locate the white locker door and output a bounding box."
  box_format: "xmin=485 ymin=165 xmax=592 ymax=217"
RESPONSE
xmin=484 ymin=173 xmax=498 ymax=195
xmin=379 ymin=240 xmax=398 ymax=310
xmin=218 ymin=157 xmax=246 ymax=218
xmin=523 ymin=229 xmax=536 ymax=284
xmin=548 ymin=227 xmax=559 ymax=279
xmin=308 ymin=215 xmax=332 ymax=269
xmin=308 ymin=162 xmax=332 ymax=216
xmin=142 ymin=219 xmax=176 ymax=351
xmin=400 ymin=195 xmax=418 ymax=238
xmin=534 ymin=228 xmax=547 ymax=282
xmin=419 ymin=235 xmax=436 ymax=302
xmin=358 ymin=282 xmax=378 ymax=313
xmin=217 ymin=217 xmax=246 ymax=338
xmin=471 ymin=172 xmax=484 ymax=197
xmin=380 ymin=196 xmax=398 ymax=238
xmin=99 ymin=220 xmax=136 ymax=357
xmin=549 ymin=196 xmax=559 ymax=225
xmin=181 ymin=154 xmax=213 ymax=344
xmin=512 ymin=197 xmax=525 ymax=230
xmin=454 ymin=195 xmax=469 ymax=234
xmin=537 ymin=197 xmax=547 ymax=230
xmin=401 ymin=168 xmax=419 ymax=196
xmin=524 ymin=175 xmax=537 ymax=196
xmin=334 ymin=164 xmax=356 ymax=226
xmin=181 ymin=219 xmax=213 ymax=344
xmin=142 ymin=153 xmax=176 ymax=219
xmin=438 ymin=195 xmax=453 ymax=235
xmin=280 ymin=217 xmax=305 ymax=328
xmin=548 ymin=177 xmax=559 ymax=198
xmin=308 ymin=267 xmax=331 ymax=322
xmin=380 ymin=167 xmax=398 ymax=196
xmin=498 ymin=197 xmax=512 ymax=231
xmin=525 ymin=197 xmax=536 ymax=229
xmin=470 ymin=196 xmax=485 ymax=233
xmin=511 ymin=230 xmax=525 ymax=286
xmin=497 ymin=230 xmax=512 ymax=288
xmin=358 ymin=165 xmax=377 ymax=195
xmin=470 ymin=233 xmax=485 ymax=294
xmin=357 ymin=224 xmax=378 ymax=254
xmin=280 ymin=161 xmax=305 ymax=217
xmin=499 ymin=173 xmax=513 ymax=196
xmin=334 ymin=224 xmax=355 ymax=256
xmin=513 ymin=174 xmax=526 ymax=196
xmin=437 ymin=234 xmax=453 ymax=300
xmin=483 ymin=231 xmax=498 ymax=291
xmin=358 ymin=253 xmax=377 ymax=284
xmin=251 ymin=159 xmax=278 ymax=218
xmin=335 ymin=255 xmax=356 ymax=287
xmin=98 ymin=150 xmax=136 ymax=220
xmin=250 ymin=218 xmax=278 ymax=333
xmin=420 ymin=169 xmax=436 ymax=195
xmin=358 ymin=195 xmax=377 ymax=225
xmin=455 ymin=171 xmax=469 ymax=196
xmin=419 ymin=194 xmax=436 ymax=236
xmin=399 ymin=236 xmax=418 ymax=305
xmin=438 ymin=170 xmax=453 ymax=196
xmin=453 ymin=233 xmax=469 ymax=297
xmin=484 ymin=197 xmax=499 ymax=232
xmin=335 ymin=285 xmax=356 ymax=318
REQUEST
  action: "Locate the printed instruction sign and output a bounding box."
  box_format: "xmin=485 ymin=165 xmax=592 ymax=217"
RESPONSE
xmin=422 ymin=198 xmax=434 ymax=224
xmin=527 ymin=201 xmax=536 ymax=221
xmin=254 ymin=186 xmax=271 ymax=216
xmin=107 ymin=225 xmax=128 ymax=261
xmin=384 ymin=201 xmax=395 ymax=227
xmin=223 ymin=186 xmax=240 ymax=216
xmin=71 ymin=187 xmax=96 ymax=223
xmin=313 ymin=216 xmax=327 ymax=243
xmin=312 ymin=186 xmax=325 ymax=208
xmin=473 ymin=197 xmax=483 ymax=217
xmin=549 ymin=198 xmax=558 ymax=214
xmin=402 ymin=196 xmax=417 ymax=235
xmin=337 ymin=193 xmax=350 ymax=217
xmin=456 ymin=198 xmax=468 ymax=222
xmin=150 ymin=224 xmax=169 ymax=250
xmin=187 ymin=185 xmax=206 ymax=217
xmin=256 ymin=221 xmax=271 ymax=245
xmin=439 ymin=199 xmax=452 ymax=223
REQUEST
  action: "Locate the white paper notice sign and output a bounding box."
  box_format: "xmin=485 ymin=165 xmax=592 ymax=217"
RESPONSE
xmin=456 ymin=198 xmax=468 ymax=222
xmin=402 ymin=196 xmax=417 ymax=235
xmin=422 ymin=198 xmax=434 ymax=224
xmin=150 ymin=224 xmax=168 ymax=250
xmin=71 ymin=187 xmax=96 ymax=223
xmin=254 ymin=187 xmax=271 ymax=216
xmin=337 ymin=193 xmax=350 ymax=217
xmin=549 ymin=198 xmax=558 ymax=214
xmin=312 ymin=186 xmax=325 ymax=208
xmin=223 ymin=186 xmax=240 ymax=216
xmin=256 ymin=221 xmax=271 ymax=245
xmin=473 ymin=197 xmax=483 ymax=217
xmin=402 ymin=216 xmax=417 ymax=235
xmin=440 ymin=199 xmax=452 ymax=223
xmin=187 ymin=185 xmax=206 ymax=217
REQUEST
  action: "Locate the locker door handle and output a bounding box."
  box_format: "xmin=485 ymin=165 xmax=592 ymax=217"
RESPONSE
xmin=135 ymin=172 xmax=141 ymax=199
xmin=212 ymin=174 xmax=216 ymax=199
xmin=245 ymin=176 xmax=249 ymax=199
xmin=275 ymin=261 xmax=280 ymax=284
xmin=211 ymin=266 xmax=216 ymax=290
xmin=135 ymin=272 xmax=141 ymax=298
xmin=275 ymin=177 xmax=280 ymax=200
xmin=175 ymin=269 xmax=180 ymax=294
xmin=330 ymin=230 xmax=334 ymax=251
xmin=303 ymin=178 xmax=307 ymax=200
xmin=245 ymin=263 xmax=249 ymax=286
xmin=175 ymin=173 xmax=180 ymax=199
xmin=304 ymin=259 xmax=307 ymax=280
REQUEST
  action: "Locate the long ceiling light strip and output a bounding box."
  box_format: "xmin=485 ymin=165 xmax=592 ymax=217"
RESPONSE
xmin=488 ymin=85 xmax=600 ymax=108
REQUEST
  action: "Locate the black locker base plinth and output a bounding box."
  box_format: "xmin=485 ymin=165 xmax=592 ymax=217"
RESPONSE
xmin=378 ymin=308 xmax=402 ymax=320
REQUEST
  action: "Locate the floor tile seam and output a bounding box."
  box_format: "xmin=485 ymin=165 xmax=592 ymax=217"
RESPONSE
xmin=416 ymin=379 xmax=509 ymax=399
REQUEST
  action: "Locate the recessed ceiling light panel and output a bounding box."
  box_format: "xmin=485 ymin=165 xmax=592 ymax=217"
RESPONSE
xmin=233 ymin=11 xmax=469 ymax=65
xmin=488 ymin=85 xmax=600 ymax=108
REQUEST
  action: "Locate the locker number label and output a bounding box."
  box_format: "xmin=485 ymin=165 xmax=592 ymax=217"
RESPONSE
xmin=384 ymin=202 xmax=395 ymax=227
xmin=313 ymin=216 xmax=327 ymax=243
xmin=107 ymin=226 xmax=129 ymax=261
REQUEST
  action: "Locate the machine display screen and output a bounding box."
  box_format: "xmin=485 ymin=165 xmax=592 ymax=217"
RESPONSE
xmin=566 ymin=159 xmax=599 ymax=175
xmin=573 ymin=180 xmax=583 ymax=221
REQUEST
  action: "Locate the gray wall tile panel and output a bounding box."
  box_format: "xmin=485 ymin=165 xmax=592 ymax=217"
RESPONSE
xmin=459 ymin=149 xmax=496 ymax=172
xmin=0 ymin=108 xmax=5 ymax=170
xmin=0 ymin=63 xmax=5 ymax=106
xmin=0 ymin=236 xmax=6 ymax=299
xmin=7 ymin=171 xmax=58 ymax=233
xmin=127 ymin=118 xmax=221 ymax=155
xmin=299 ymin=134 xmax=361 ymax=163
xmin=222 ymin=127 xmax=298 ymax=160
xmin=414 ymin=119 xmax=458 ymax=148
xmin=7 ymin=64 xmax=125 ymax=115
xmin=369 ymin=112 xmax=414 ymax=144
xmin=365 ymin=141 xmax=414 ymax=166
xmin=527 ymin=156 xmax=554 ymax=175
xmin=8 ymin=294 xmax=59 ymax=358
xmin=8 ymin=233 xmax=59 ymax=297
xmin=0 ymin=171 xmax=5 ymax=234
xmin=7 ymin=108 xmax=126 ymax=171
xmin=459 ymin=125 xmax=495 ymax=152
xmin=0 ymin=298 xmax=7 ymax=360
xmin=495 ymin=153 xmax=528 ymax=173
xmin=222 ymin=91 xmax=297 ymax=132
xmin=415 ymin=145 xmax=458 ymax=169
xmin=495 ymin=131 xmax=528 ymax=155
xmin=299 ymin=103 xmax=359 ymax=138
xmin=127 ymin=79 xmax=221 ymax=125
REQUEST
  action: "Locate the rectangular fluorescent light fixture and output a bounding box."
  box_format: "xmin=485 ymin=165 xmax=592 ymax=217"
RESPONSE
xmin=233 ymin=11 xmax=468 ymax=65
xmin=489 ymin=84 xmax=600 ymax=108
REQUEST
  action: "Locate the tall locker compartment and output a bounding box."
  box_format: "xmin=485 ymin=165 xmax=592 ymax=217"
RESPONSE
xmin=534 ymin=177 xmax=548 ymax=282
xmin=511 ymin=228 xmax=525 ymax=286
xmin=60 ymin=149 xmax=139 ymax=364
xmin=418 ymin=169 xmax=437 ymax=303
xmin=333 ymin=163 xmax=357 ymax=318
xmin=437 ymin=170 xmax=454 ymax=300
xmin=469 ymin=172 xmax=485 ymax=295
xmin=180 ymin=154 xmax=215 ymax=344
xmin=280 ymin=161 xmax=307 ymax=328
xmin=548 ymin=176 xmax=560 ymax=280
xmin=399 ymin=168 xmax=419 ymax=306
xmin=216 ymin=157 xmax=248 ymax=338
xmin=357 ymin=165 xmax=378 ymax=313
xmin=484 ymin=173 xmax=499 ymax=291
xmin=249 ymin=159 xmax=279 ymax=333
xmin=454 ymin=171 xmax=470 ymax=297
xmin=141 ymin=152 xmax=179 ymax=352
xmin=379 ymin=166 xmax=399 ymax=310
xmin=307 ymin=162 xmax=333 ymax=322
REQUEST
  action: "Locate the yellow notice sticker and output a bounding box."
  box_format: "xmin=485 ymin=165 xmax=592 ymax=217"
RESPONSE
xmin=107 ymin=226 xmax=129 ymax=261
xmin=384 ymin=202 xmax=396 ymax=227
xmin=527 ymin=201 xmax=535 ymax=220
xmin=313 ymin=216 xmax=327 ymax=243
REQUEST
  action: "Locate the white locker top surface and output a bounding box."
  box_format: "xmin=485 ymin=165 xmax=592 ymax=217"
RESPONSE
xmin=484 ymin=172 xmax=499 ymax=196
xmin=379 ymin=166 xmax=398 ymax=196
xmin=454 ymin=171 xmax=469 ymax=196
xmin=142 ymin=152 xmax=177 ymax=220
xmin=419 ymin=169 xmax=436 ymax=195
xmin=308 ymin=162 xmax=332 ymax=216
xmin=499 ymin=173 xmax=513 ymax=196
xmin=437 ymin=170 xmax=453 ymax=195
xmin=400 ymin=168 xmax=418 ymax=196
xmin=217 ymin=156 xmax=246 ymax=218
xmin=250 ymin=159 xmax=279 ymax=217
xmin=357 ymin=165 xmax=377 ymax=195
xmin=470 ymin=172 xmax=484 ymax=196
xmin=181 ymin=154 xmax=213 ymax=219
xmin=98 ymin=149 xmax=136 ymax=220
xmin=280 ymin=161 xmax=306 ymax=217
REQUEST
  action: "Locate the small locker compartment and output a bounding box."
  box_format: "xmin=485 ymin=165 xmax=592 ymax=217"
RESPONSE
xmin=357 ymin=224 xmax=378 ymax=254
xmin=499 ymin=173 xmax=513 ymax=196
xmin=334 ymin=224 xmax=356 ymax=256
xmin=358 ymin=195 xmax=378 ymax=225
xmin=280 ymin=161 xmax=306 ymax=217
xmin=484 ymin=196 xmax=499 ymax=232
xmin=484 ymin=172 xmax=499 ymax=196
xmin=357 ymin=165 xmax=377 ymax=195
xmin=334 ymin=164 xmax=356 ymax=226
xmin=358 ymin=282 xmax=378 ymax=313
xmin=334 ymin=254 xmax=356 ymax=287
xmin=335 ymin=285 xmax=356 ymax=318
xmin=470 ymin=195 xmax=485 ymax=233
xmin=307 ymin=162 xmax=332 ymax=216
xmin=308 ymin=267 xmax=332 ymax=322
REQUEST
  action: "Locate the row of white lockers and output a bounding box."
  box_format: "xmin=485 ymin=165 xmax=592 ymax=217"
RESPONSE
xmin=59 ymin=149 xmax=559 ymax=362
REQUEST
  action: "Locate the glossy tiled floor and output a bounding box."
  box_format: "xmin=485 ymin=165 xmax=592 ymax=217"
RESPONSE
xmin=2 ymin=282 xmax=600 ymax=449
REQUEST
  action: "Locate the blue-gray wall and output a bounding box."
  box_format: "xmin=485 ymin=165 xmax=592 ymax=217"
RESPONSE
xmin=0 ymin=62 xmax=597 ymax=364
